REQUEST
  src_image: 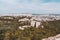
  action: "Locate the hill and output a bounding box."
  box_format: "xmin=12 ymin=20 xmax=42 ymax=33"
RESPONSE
xmin=0 ymin=20 xmax=60 ymax=40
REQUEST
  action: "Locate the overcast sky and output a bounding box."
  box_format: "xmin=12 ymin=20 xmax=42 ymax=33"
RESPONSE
xmin=0 ymin=0 xmax=60 ymax=14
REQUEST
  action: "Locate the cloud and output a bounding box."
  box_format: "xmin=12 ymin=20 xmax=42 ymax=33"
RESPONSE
xmin=0 ymin=0 xmax=60 ymax=14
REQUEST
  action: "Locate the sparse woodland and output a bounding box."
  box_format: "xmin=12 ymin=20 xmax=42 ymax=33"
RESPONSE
xmin=0 ymin=16 xmax=60 ymax=40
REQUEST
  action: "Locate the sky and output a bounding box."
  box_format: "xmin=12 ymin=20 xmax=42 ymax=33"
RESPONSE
xmin=0 ymin=0 xmax=60 ymax=14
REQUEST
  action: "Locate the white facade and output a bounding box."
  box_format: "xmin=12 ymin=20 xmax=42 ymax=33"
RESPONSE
xmin=19 ymin=26 xmax=24 ymax=30
xmin=18 ymin=18 xmax=29 ymax=22
xmin=30 ymin=21 xmax=36 ymax=27
xmin=41 ymin=25 xmax=44 ymax=28
xmin=42 ymin=38 xmax=47 ymax=40
xmin=30 ymin=20 xmax=41 ymax=28
xmin=22 ymin=25 xmax=31 ymax=28
xmin=36 ymin=21 xmax=41 ymax=28
xmin=1 ymin=16 xmax=14 ymax=19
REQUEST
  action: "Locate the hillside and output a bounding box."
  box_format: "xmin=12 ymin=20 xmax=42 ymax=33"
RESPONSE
xmin=0 ymin=19 xmax=60 ymax=40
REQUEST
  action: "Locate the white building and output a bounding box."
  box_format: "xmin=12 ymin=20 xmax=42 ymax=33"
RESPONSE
xmin=30 ymin=21 xmax=36 ymax=27
xmin=19 ymin=26 xmax=24 ymax=30
xmin=30 ymin=20 xmax=41 ymax=28
xmin=1 ymin=16 xmax=14 ymax=19
xmin=19 ymin=25 xmax=31 ymax=30
xmin=42 ymin=38 xmax=47 ymax=40
xmin=22 ymin=25 xmax=31 ymax=28
xmin=36 ymin=21 xmax=41 ymax=28
xmin=18 ymin=18 xmax=29 ymax=22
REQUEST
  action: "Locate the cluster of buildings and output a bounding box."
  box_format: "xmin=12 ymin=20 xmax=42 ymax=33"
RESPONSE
xmin=18 ymin=17 xmax=43 ymax=30
xmin=0 ymin=14 xmax=60 ymax=30
xmin=32 ymin=15 xmax=60 ymax=21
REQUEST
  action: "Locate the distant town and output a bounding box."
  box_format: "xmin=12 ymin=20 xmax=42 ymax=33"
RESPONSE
xmin=0 ymin=14 xmax=60 ymax=30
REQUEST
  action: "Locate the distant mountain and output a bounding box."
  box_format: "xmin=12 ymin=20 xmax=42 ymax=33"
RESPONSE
xmin=49 ymin=14 xmax=60 ymax=16
xmin=32 ymin=14 xmax=60 ymax=16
